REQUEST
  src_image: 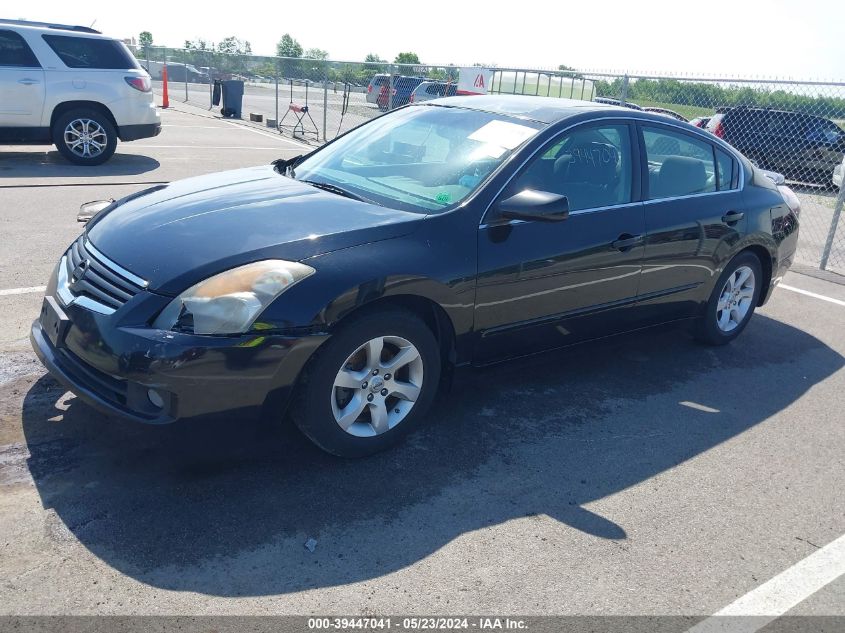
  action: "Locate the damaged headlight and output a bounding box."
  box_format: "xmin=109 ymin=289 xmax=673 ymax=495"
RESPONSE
xmin=153 ymin=260 xmax=315 ymax=335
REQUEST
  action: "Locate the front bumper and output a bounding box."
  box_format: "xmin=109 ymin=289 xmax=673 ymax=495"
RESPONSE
xmin=30 ymin=299 xmax=327 ymax=424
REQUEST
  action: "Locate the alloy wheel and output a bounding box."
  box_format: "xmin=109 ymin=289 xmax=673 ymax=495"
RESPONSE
xmin=64 ymin=118 xmax=108 ymax=159
xmin=330 ymin=335 xmax=424 ymax=438
xmin=716 ymin=265 xmax=755 ymax=332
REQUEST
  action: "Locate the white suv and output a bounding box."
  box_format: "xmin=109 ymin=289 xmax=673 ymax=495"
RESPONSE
xmin=0 ymin=19 xmax=160 ymax=165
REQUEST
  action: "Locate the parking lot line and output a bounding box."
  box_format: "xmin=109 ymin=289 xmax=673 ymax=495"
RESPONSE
xmin=221 ymin=120 xmax=313 ymax=149
xmin=129 ymin=145 xmax=284 ymax=150
xmin=0 ymin=286 xmax=45 ymax=297
xmin=686 ymin=533 xmax=845 ymax=632
xmin=780 ymin=284 xmax=845 ymax=307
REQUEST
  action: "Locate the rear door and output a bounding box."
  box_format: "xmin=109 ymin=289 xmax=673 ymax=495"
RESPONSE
xmin=474 ymin=121 xmax=646 ymax=363
xmin=635 ymin=123 xmax=746 ymax=322
xmin=0 ymin=29 xmax=46 ymax=132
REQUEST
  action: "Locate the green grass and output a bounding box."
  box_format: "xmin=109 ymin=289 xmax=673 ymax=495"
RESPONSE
xmin=629 ymin=100 xmax=713 ymax=120
xmin=492 ymin=76 xmax=595 ymax=100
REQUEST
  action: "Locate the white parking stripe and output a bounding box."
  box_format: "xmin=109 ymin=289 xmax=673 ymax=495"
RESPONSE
xmin=222 ymin=120 xmax=313 ymax=149
xmin=129 ymin=145 xmax=283 ymax=150
xmin=780 ymin=284 xmax=845 ymax=307
xmin=0 ymin=286 xmax=45 ymax=297
xmin=686 ymin=533 xmax=845 ymax=633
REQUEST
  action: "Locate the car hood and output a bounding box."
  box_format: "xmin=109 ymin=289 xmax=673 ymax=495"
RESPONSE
xmin=86 ymin=165 xmax=424 ymax=295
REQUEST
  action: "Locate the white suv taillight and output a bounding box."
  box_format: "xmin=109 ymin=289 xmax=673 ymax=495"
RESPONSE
xmin=125 ymin=76 xmax=151 ymax=92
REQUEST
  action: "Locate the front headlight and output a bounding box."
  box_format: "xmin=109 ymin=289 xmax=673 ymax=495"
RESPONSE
xmin=153 ymin=260 xmax=315 ymax=335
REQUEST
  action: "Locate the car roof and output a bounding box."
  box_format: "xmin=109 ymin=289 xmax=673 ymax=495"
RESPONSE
xmin=0 ymin=18 xmax=102 ymax=34
xmin=424 ymin=95 xmax=625 ymax=124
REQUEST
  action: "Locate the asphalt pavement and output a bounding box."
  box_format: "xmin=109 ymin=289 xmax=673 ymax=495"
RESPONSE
xmin=0 ymin=104 xmax=843 ymax=621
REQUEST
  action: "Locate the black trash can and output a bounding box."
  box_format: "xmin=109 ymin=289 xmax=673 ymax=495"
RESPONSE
xmin=221 ymin=80 xmax=244 ymax=118
xmin=212 ymin=79 xmax=222 ymax=106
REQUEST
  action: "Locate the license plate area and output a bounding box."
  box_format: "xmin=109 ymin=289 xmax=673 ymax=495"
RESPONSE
xmin=41 ymin=296 xmax=70 ymax=349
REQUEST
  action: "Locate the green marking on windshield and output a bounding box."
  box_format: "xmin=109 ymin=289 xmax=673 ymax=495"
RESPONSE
xmin=435 ymin=192 xmax=452 ymax=204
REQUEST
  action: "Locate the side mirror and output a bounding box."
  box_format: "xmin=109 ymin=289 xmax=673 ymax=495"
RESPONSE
xmin=495 ymin=189 xmax=570 ymax=222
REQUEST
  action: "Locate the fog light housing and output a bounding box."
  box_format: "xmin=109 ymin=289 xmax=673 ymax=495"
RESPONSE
xmin=147 ymin=388 xmax=165 ymax=409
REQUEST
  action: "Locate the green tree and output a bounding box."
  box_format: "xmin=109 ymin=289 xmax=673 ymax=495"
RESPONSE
xmin=185 ymin=38 xmax=212 ymax=51
xmin=277 ymin=34 xmax=303 ymax=77
xmin=394 ymin=52 xmax=420 ymax=65
xmin=363 ymin=53 xmax=386 ymax=74
xmin=139 ymin=31 xmax=153 ymax=48
xmin=277 ymin=34 xmax=303 ymax=58
xmin=304 ymin=47 xmax=328 ymax=60
xmin=302 ymin=48 xmax=329 ymax=80
xmin=217 ymin=36 xmax=252 ymax=55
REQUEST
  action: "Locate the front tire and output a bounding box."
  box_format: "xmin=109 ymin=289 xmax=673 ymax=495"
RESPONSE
xmin=291 ymin=309 xmax=441 ymax=457
xmin=52 ymin=109 xmax=117 ymax=166
xmin=695 ymin=251 xmax=762 ymax=346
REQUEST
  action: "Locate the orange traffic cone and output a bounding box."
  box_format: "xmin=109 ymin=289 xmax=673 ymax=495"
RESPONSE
xmin=161 ymin=65 xmax=169 ymax=109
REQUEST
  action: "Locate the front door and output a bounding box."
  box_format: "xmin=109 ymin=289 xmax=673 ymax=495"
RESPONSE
xmin=474 ymin=122 xmax=645 ymax=363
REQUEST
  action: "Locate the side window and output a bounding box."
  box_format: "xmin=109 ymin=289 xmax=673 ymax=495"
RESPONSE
xmin=0 ymin=30 xmax=40 ymax=68
xmin=716 ymin=148 xmax=735 ymax=191
xmin=41 ymin=35 xmax=139 ymax=69
xmin=643 ymin=127 xmax=717 ymax=199
xmin=507 ymin=124 xmax=632 ymax=212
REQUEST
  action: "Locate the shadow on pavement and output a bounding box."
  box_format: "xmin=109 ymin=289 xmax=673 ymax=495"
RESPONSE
xmin=21 ymin=315 xmax=843 ymax=596
xmin=0 ymin=151 xmax=160 ymax=179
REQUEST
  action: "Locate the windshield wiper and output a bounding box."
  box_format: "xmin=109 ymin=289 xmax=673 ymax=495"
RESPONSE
xmin=301 ymin=179 xmax=369 ymax=203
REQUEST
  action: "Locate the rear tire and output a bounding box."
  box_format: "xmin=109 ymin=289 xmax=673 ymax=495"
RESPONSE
xmin=694 ymin=251 xmax=762 ymax=346
xmin=52 ymin=108 xmax=117 ymax=166
xmin=290 ymin=309 xmax=441 ymax=458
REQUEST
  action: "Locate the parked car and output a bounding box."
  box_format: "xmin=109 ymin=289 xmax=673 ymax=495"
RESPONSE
xmin=0 ymin=19 xmax=160 ymax=165
xmin=366 ymin=73 xmax=390 ymax=104
xmin=593 ymin=97 xmax=644 ymax=110
xmin=409 ymin=80 xmax=458 ymax=103
xmin=834 ymin=154 xmax=844 ymax=189
xmin=142 ymin=60 xmax=209 ymax=84
xmin=706 ymin=106 xmax=845 ymax=184
xmin=376 ymin=76 xmax=427 ymax=111
xmin=643 ymin=106 xmax=688 ymax=122
xmin=689 ymin=116 xmax=711 ymax=129
xmin=31 ymin=96 xmax=799 ymax=457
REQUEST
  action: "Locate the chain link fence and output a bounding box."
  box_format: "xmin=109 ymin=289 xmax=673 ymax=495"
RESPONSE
xmin=134 ymin=45 xmax=845 ymax=276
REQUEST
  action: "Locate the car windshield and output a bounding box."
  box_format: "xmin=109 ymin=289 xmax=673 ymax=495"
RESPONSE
xmin=291 ymin=105 xmax=545 ymax=213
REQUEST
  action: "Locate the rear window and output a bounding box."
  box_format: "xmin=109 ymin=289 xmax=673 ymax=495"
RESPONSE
xmin=42 ymin=34 xmax=139 ymax=69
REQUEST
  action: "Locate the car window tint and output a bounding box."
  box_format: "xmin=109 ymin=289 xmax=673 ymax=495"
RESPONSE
xmin=510 ymin=124 xmax=632 ymax=212
xmin=716 ymin=148 xmax=735 ymax=191
xmin=0 ymin=30 xmax=40 ymax=67
xmin=643 ymin=127 xmax=717 ymax=199
xmin=41 ymin=34 xmax=139 ymax=69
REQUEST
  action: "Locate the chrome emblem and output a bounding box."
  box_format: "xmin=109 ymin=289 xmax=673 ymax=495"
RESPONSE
xmin=70 ymin=259 xmax=90 ymax=289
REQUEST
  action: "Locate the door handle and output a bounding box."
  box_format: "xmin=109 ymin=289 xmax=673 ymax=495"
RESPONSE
xmin=721 ymin=211 xmax=745 ymax=224
xmin=611 ymin=234 xmax=643 ymax=251
xmin=18 ymin=78 xmax=40 ymax=85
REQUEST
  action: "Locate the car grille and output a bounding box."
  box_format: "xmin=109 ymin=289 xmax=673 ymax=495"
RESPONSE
xmin=64 ymin=236 xmax=147 ymax=312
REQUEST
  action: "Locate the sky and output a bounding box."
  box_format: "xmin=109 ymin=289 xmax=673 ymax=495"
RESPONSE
xmin=10 ymin=0 xmax=845 ymax=80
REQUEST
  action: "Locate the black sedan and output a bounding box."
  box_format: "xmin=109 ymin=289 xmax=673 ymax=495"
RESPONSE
xmin=31 ymin=96 xmax=800 ymax=457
